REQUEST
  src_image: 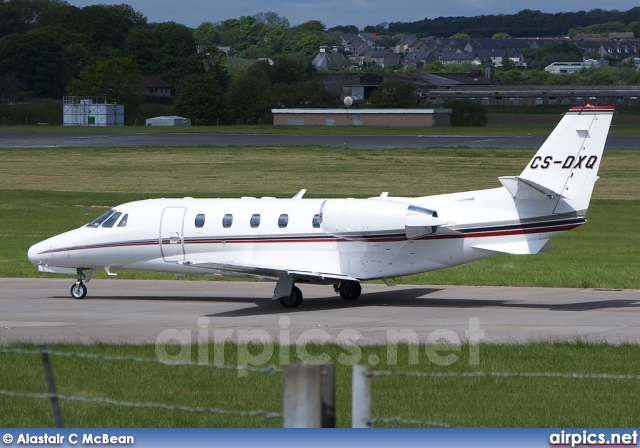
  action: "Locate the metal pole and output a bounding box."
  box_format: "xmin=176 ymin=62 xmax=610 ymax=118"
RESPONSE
xmin=40 ymin=345 xmax=64 ymax=428
xmin=321 ymin=363 xmax=336 ymax=428
xmin=284 ymin=363 xmax=334 ymax=428
xmin=352 ymin=364 xmax=371 ymax=428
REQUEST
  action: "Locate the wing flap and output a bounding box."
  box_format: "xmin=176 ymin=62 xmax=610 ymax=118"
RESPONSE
xmin=180 ymin=261 xmax=357 ymax=284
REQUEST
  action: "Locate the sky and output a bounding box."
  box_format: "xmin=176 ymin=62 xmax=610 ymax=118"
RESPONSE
xmin=66 ymin=0 xmax=639 ymax=30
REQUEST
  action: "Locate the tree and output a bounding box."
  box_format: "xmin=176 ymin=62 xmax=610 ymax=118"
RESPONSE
xmin=175 ymin=74 xmax=224 ymax=124
xmin=67 ymin=57 xmax=143 ymax=118
xmin=368 ymin=80 xmax=418 ymax=108
xmin=226 ymin=63 xmax=272 ymax=123
xmin=499 ymin=57 xmax=516 ymax=71
xmin=124 ymin=27 xmax=163 ymax=75
xmin=125 ymin=22 xmax=203 ymax=86
xmin=327 ymin=25 xmax=359 ymax=33
xmin=496 ymin=69 xmax=525 ymax=85
xmin=252 ymin=11 xmax=289 ymax=28
xmin=0 ymin=25 xmax=89 ymax=97
xmin=269 ymin=55 xmax=307 ymax=85
xmin=527 ymin=41 xmax=583 ymax=70
xmin=451 ymin=32 xmax=470 ymax=39
xmin=0 ymin=0 xmax=40 ymax=37
xmin=264 ymin=23 xmax=288 ymax=54
xmin=492 ymin=32 xmax=511 ymax=39
xmin=443 ymin=99 xmax=488 ymax=126
xmin=154 ymin=22 xmax=203 ymax=85
xmin=66 ymin=4 xmax=147 ymax=53
xmin=200 ymin=47 xmax=231 ymax=91
xmin=269 ymin=80 xmax=333 ymax=108
xmin=194 ymin=21 xmax=220 ymax=46
xmin=425 ymin=61 xmax=445 ymax=72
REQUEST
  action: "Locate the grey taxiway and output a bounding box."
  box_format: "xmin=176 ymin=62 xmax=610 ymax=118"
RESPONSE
xmin=1 ymin=279 xmax=638 ymax=345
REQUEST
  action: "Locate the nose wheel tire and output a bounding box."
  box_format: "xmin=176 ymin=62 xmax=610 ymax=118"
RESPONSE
xmin=338 ymin=281 xmax=361 ymax=300
xmin=70 ymin=282 xmax=87 ymax=299
xmin=278 ymin=286 xmax=302 ymax=308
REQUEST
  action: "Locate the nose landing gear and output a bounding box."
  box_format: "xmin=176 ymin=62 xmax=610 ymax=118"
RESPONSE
xmin=70 ymin=268 xmax=95 ymax=299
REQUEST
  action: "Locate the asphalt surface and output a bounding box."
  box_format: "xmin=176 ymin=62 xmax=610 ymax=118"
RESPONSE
xmin=1 ymin=279 xmax=638 ymax=345
xmin=0 ymin=132 xmax=638 ymax=150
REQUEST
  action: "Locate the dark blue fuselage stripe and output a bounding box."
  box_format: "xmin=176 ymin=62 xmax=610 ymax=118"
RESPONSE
xmin=38 ymin=218 xmax=584 ymax=254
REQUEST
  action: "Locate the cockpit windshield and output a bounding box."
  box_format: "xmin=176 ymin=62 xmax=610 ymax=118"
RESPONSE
xmin=86 ymin=209 xmax=116 ymax=228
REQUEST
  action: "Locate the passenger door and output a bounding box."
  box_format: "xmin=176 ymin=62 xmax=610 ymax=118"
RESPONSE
xmin=160 ymin=207 xmax=186 ymax=262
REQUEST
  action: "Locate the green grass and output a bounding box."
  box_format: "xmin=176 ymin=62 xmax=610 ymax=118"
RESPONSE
xmin=2 ymin=123 xmax=558 ymax=136
xmin=1 ymin=342 xmax=640 ymax=427
xmin=0 ymin=146 xmax=638 ymax=287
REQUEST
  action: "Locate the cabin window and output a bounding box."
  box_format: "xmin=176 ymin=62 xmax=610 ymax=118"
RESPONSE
xmin=312 ymin=214 xmax=321 ymax=228
xmin=102 ymin=212 xmax=122 ymax=228
xmin=250 ymin=214 xmax=261 ymax=228
xmin=195 ymin=214 xmax=205 ymax=228
xmin=222 ymin=214 xmax=233 ymax=228
xmin=117 ymin=214 xmax=128 ymax=227
xmin=86 ymin=209 xmax=115 ymax=228
xmin=278 ymin=214 xmax=289 ymax=228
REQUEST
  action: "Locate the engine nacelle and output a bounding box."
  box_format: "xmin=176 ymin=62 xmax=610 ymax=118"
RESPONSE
xmin=319 ymin=199 xmax=446 ymax=240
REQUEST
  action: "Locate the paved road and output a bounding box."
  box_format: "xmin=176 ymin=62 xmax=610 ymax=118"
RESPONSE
xmin=1 ymin=279 xmax=638 ymax=345
xmin=0 ymin=132 xmax=637 ymax=150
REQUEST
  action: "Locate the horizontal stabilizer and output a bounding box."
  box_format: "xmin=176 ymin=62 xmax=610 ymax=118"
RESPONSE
xmin=499 ymin=176 xmax=563 ymax=200
xmin=472 ymin=238 xmax=551 ymax=255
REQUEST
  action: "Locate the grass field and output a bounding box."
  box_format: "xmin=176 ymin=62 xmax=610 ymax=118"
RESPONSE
xmin=0 ymin=146 xmax=638 ymax=288
xmin=2 ymin=342 xmax=640 ymax=428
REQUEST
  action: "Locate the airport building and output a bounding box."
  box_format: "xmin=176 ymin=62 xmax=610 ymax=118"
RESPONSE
xmin=63 ymin=96 xmax=124 ymax=126
xmin=426 ymin=85 xmax=640 ymax=107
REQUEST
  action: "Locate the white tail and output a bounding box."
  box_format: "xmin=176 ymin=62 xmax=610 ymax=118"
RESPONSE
xmin=500 ymin=105 xmax=614 ymax=216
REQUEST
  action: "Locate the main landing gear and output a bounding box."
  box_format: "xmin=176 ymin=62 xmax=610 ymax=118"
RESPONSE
xmin=274 ymin=278 xmax=362 ymax=308
xmin=278 ymin=286 xmax=303 ymax=308
xmin=70 ymin=268 xmax=95 ymax=299
xmin=334 ymin=281 xmax=362 ymax=301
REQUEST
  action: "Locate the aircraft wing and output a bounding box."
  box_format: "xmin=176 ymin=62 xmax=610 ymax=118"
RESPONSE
xmin=178 ymin=260 xmax=358 ymax=284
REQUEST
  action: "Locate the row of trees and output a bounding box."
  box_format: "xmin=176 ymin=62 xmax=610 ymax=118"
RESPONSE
xmin=0 ymin=1 xmax=339 ymax=101
xmin=194 ymin=16 xmax=340 ymax=59
xmin=387 ymin=8 xmax=640 ymax=37
xmin=174 ymin=56 xmax=334 ymax=125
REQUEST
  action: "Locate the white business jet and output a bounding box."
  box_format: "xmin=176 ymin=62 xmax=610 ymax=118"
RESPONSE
xmin=28 ymin=105 xmax=613 ymax=307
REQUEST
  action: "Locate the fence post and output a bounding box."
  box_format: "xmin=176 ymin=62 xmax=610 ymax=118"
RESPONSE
xmin=283 ymin=363 xmax=335 ymax=427
xmin=352 ymin=364 xmax=371 ymax=428
xmin=320 ymin=363 xmax=335 ymax=428
xmin=40 ymin=344 xmax=64 ymax=428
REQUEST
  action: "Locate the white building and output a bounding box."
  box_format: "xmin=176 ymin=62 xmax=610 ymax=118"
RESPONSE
xmin=544 ymin=60 xmax=599 ymax=74
xmin=63 ymin=97 xmax=124 ymax=126
xmin=145 ymin=116 xmax=191 ymax=126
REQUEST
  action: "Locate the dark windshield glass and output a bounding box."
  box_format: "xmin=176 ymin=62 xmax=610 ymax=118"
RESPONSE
xmin=102 ymin=212 xmax=122 ymax=228
xmin=86 ymin=210 xmax=115 ymax=228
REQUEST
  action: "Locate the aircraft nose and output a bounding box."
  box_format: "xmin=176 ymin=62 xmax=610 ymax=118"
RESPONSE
xmin=28 ymin=241 xmax=49 ymax=265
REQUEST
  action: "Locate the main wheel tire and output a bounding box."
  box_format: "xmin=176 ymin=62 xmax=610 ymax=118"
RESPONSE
xmin=278 ymin=286 xmax=303 ymax=308
xmin=339 ymin=281 xmax=362 ymax=300
xmin=70 ymin=282 xmax=87 ymax=299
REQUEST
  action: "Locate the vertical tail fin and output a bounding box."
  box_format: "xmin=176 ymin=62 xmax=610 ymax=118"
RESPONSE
xmin=504 ymin=105 xmax=614 ymax=216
